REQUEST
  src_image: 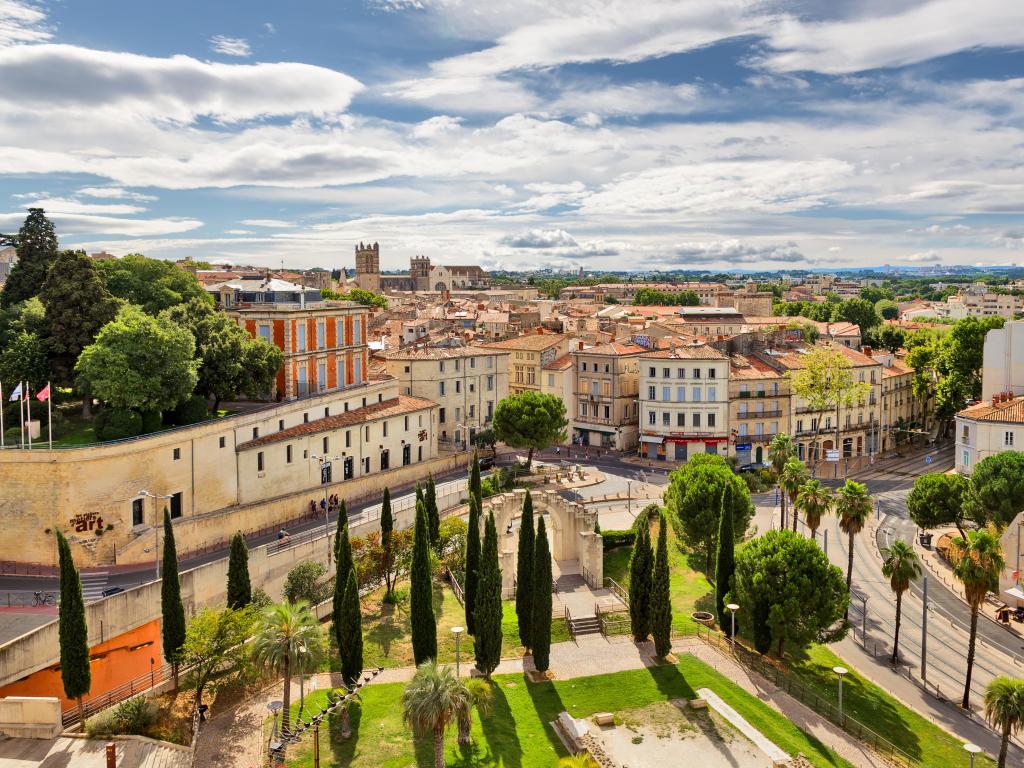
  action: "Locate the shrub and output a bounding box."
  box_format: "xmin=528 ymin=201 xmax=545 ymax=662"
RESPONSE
xmin=113 ymin=695 xmax=159 ymax=735
xmin=139 ymin=410 xmax=162 ymax=434
xmin=601 ymin=529 xmax=636 ymax=550
xmin=283 ymin=561 xmax=328 ymax=605
xmin=85 ymin=708 xmax=118 ymax=738
xmin=95 ymin=408 xmax=143 ymax=441
xmin=169 ymin=394 xmax=208 ymax=426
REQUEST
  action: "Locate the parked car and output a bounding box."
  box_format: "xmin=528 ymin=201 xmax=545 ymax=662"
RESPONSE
xmin=479 ymin=455 xmax=496 ymax=469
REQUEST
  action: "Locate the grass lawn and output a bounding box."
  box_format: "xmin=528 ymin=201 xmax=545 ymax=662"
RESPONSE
xmin=787 ymin=645 xmax=995 ymax=768
xmin=282 ymin=656 xmax=853 ymax=768
xmin=604 ymin=520 xmax=715 ymax=632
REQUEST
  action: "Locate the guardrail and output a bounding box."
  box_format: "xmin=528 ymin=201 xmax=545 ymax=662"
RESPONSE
xmin=61 ymin=660 xmax=183 ymax=728
xmin=604 ymin=576 xmax=628 ymax=606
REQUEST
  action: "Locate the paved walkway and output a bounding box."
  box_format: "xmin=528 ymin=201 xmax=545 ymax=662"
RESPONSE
xmin=0 ymin=735 xmax=190 ymax=768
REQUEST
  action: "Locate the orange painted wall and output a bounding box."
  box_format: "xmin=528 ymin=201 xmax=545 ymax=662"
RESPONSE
xmin=0 ymin=619 xmax=162 ymax=712
xmin=273 ymin=319 xmax=285 ymax=351
xmin=327 ymin=352 xmax=337 ymax=389
xmin=326 ymin=318 xmax=337 ymax=349
xmin=244 ymin=319 xmax=256 ymax=337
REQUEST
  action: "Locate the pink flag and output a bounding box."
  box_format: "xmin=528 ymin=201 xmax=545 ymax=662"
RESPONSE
xmin=36 ymin=384 xmax=50 ymax=402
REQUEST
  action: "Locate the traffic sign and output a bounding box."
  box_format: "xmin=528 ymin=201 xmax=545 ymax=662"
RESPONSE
xmin=925 ymin=456 xmax=932 ymax=465
xmin=825 ymin=449 xmax=841 ymax=462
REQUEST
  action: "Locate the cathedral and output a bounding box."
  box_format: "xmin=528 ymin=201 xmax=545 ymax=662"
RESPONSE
xmin=349 ymin=242 xmax=491 ymax=294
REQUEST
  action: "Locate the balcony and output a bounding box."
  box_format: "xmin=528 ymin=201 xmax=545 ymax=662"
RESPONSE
xmin=735 ymin=409 xmax=782 ymax=419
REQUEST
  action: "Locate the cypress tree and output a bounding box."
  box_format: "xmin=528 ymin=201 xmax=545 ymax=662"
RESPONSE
xmin=57 ymin=532 xmax=90 ymax=728
xmin=333 ymin=499 xmax=348 ymax=566
xmin=426 ymin=475 xmax=440 ymax=551
xmin=410 ymin=499 xmax=437 ymax=664
xmin=651 ymin=514 xmax=672 ymax=658
xmin=470 ymin=451 xmax=482 ymax=503
xmin=715 ymin=485 xmax=736 ymax=636
xmin=339 ymin=569 xmax=363 ymax=687
xmin=531 ymin=517 xmax=553 ymax=673
xmin=515 ymin=491 xmax=535 ymax=649
xmin=226 ymin=533 xmax=251 ymax=609
xmin=161 ymin=508 xmax=186 ymax=690
xmin=333 ymin=518 xmax=354 ymax=657
xmin=380 ymin=487 xmax=394 ymax=599
xmin=464 ymin=494 xmax=481 ymax=635
xmin=474 ymin=512 xmax=503 ymax=677
xmin=628 ymin=519 xmax=653 ymax=642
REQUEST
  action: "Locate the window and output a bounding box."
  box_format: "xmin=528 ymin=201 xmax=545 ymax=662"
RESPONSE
xmin=603 ymin=405 xmax=610 ymax=419
xmin=797 ymin=419 xmax=804 ymax=432
xmin=439 ymin=381 xmax=446 ymax=396
xmin=662 ymin=386 xmax=671 ymax=401
xmin=580 ymin=402 xmax=588 ymax=417
xmin=456 ymin=380 xmax=462 ymax=394
xmin=648 ymin=366 xmax=655 ymax=377
xmin=663 ymin=367 xmax=670 ymax=378
xmin=317 ymin=321 xmax=325 ymax=349
xmin=257 ymin=452 xmax=264 ymax=472
xmin=662 ymin=412 xmax=671 ymax=426
xmin=470 ymin=357 xmax=476 ymax=368
xmin=345 ymin=430 xmax=351 ymax=448
xmin=708 ymin=413 xmax=716 ymax=427
xmin=771 ymin=421 xmax=779 ymax=434
xmin=404 ymin=415 xmax=409 ymax=430
xmin=676 ymin=387 xmax=686 ymax=402
xmin=439 ymin=407 xmax=446 ymax=423
xmin=439 ymin=361 xmax=445 ymax=373
xmin=708 ymin=368 xmax=716 ymax=379
xmin=487 ymin=375 xmax=494 ymax=391
xmin=380 ymin=449 xmax=390 ymax=470
xmin=286 ymin=445 xmax=293 ymax=463
xmin=365 ymin=425 xmax=370 ymax=441
xmin=278 ymin=419 xmax=285 ymax=431
xmin=296 ymin=323 xmax=306 ymax=351
xmin=303 ymin=413 xmax=309 ymax=424
xmin=322 ymin=436 xmax=329 ymax=453
xmin=677 ymin=412 xmax=685 ymax=427
xmin=252 ymin=427 xmax=259 ymax=439
xmin=707 ymin=386 xmax=716 ymax=402
xmin=418 ymin=445 xmax=423 ymax=461
xmin=383 ymin=422 xmax=389 ymax=438
xmin=582 ymin=362 xmax=588 ymax=372
xmin=648 ymin=385 xmax=656 ymax=400
xmin=692 ymin=413 xmax=701 ymax=427
xmin=677 ymin=368 xmax=685 ymax=379
xmin=353 ymin=317 xmax=362 ymax=344
xmin=1006 ymin=431 xmax=1015 ymax=447
xmin=648 ymin=411 xmax=657 ymax=425
xmin=547 ymin=373 xmax=555 ymax=386
xmin=693 ymin=368 xmax=701 ymax=379
xmin=692 ymin=387 xmax=702 ymax=402
xmin=132 ymin=498 xmax=144 ymax=527
xmin=173 ymin=447 xmax=181 ymax=460
xmin=170 ymin=492 xmax=183 ymax=519
xmin=219 ymin=436 xmax=226 ymax=448
xmin=486 ymin=356 xmax=493 ymax=369
xmin=258 ymin=324 xmax=271 ymax=343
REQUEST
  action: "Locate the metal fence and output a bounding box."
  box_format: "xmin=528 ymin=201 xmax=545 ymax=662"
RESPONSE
xmin=61 ymin=661 xmax=183 ymax=728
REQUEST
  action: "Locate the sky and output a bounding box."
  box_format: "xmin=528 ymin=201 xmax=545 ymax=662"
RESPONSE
xmin=0 ymin=0 xmax=1023 ymax=273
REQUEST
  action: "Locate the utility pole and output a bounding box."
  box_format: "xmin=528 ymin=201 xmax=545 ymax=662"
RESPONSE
xmin=921 ymin=573 xmax=928 ymax=682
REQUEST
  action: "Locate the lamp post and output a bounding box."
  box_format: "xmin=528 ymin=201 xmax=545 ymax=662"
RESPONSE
xmin=297 ymin=644 xmax=308 ymax=718
xmin=859 ymin=593 xmax=869 ymax=645
xmin=626 ymin=479 xmax=633 ymax=519
xmin=138 ymin=489 xmax=173 ymax=581
xmin=963 ymin=742 xmax=981 ymax=768
xmin=833 ymin=666 xmax=848 ymax=724
xmin=726 ymin=603 xmax=739 ymax=650
xmin=310 ymin=454 xmax=340 ymax=564
xmin=452 ymin=626 xmax=464 ymax=677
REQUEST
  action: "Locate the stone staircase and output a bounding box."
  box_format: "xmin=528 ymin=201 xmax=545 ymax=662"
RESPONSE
xmin=569 ymin=614 xmax=601 ymax=636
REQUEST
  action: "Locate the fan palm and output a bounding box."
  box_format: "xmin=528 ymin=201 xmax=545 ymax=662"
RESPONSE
xmin=251 ymin=600 xmax=322 ymax=732
xmin=780 ymin=458 xmax=809 ymax=532
xmin=880 ymin=540 xmax=921 ymax=665
xmin=984 ymin=676 xmax=1024 ymax=768
xmin=558 ymin=755 xmax=601 ymax=768
xmin=402 ymin=660 xmax=471 ymax=768
xmin=836 ymin=480 xmax=872 ymax=619
xmin=457 ymin=677 xmax=494 ymax=745
xmin=796 ymin=479 xmax=832 ymax=541
xmin=952 ymin=528 xmax=1005 ymax=710
xmin=767 ymin=433 xmax=796 ymax=527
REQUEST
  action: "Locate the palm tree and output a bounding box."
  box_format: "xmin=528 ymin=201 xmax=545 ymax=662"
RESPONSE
xmin=795 ymin=479 xmax=832 ymax=541
xmin=880 ymin=540 xmax=921 ymax=665
xmin=952 ymin=528 xmax=1005 ymax=710
xmin=984 ymin=676 xmax=1024 ymax=768
xmin=402 ymin=660 xmax=471 ymax=768
xmin=558 ymin=755 xmax=601 ymax=768
xmin=252 ymin=601 xmax=322 ymax=732
xmin=767 ymin=433 xmax=796 ymax=527
xmin=780 ymin=458 xmax=809 ymax=532
xmin=457 ymin=677 xmax=494 ymax=745
xmin=836 ymin=479 xmax=872 ymax=619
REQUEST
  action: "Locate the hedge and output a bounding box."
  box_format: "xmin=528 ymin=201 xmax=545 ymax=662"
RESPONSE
xmin=601 ymin=529 xmax=636 ymax=550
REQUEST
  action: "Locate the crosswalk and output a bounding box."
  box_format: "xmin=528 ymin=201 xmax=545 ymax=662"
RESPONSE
xmin=80 ymin=571 xmax=108 ymax=602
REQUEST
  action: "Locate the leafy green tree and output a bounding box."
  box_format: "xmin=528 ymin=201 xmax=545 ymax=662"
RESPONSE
xmin=252 ymin=601 xmax=322 ymax=732
xmin=0 ymin=329 xmax=51 ymax=388
xmin=628 ymin=518 xmax=653 ymax=642
xmin=874 ymin=300 xmax=900 ymax=321
xmin=731 ymin=529 xmax=849 ymax=657
xmin=339 ymin=570 xmax=364 ymax=687
xmin=57 ymin=531 xmax=90 ymax=727
xmin=226 ymin=533 xmax=251 ymax=609
xmin=881 ymin=540 xmax=921 ymax=665
xmin=380 ymin=488 xmax=395 ymax=599
xmin=875 ymin=324 xmax=906 ymax=353
xmin=907 ymin=472 xmax=969 ymax=536
xmin=425 ymin=475 xmax=440 ymax=552
xmin=837 ymin=297 xmax=881 ymax=334
xmin=767 ymin=433 xmax=796 ymax=528
xmin=664 ymin=454 xmax=753 ymax=571
xmin=181 ymin=606 xmax=255 ymax=707
xmin=715 ymin=485 xmax=736 ymax=635
xmin=402 ymin=660 xmax=471 ymax=768
xmin=751 ymin=599 xmax=773 ymax=655
xmin=651 ymin=513 xmax=672 ymax=658
xmin=951 ymin=529 xmax=1005 ymax=709
xmin=410 ymin=499 xmax=437 ymax=664
xmin=515 ymin=491 xmax=535 ymax=650
xmin=97 ymin=254 xmax=208 ymax=314
xmin=76 ymin=304 xmax=198 ymax=412
xmin=492 ymin=391 xmax=568 ymax=469
xmin=321 ymin=286 xmax=388 ymax=308
xmin=966 ymin=451 xmax=1024 ymax=528
xmin=334 ymin=510 xmax=352 ymax=582
xmin=632 ymin=288 xmax=700 ymax=306
xmin=464 ymin=494 xmax=481 ymax=636
xmin=458 ymin=677 xmax=493 ymax=746
xmin=472 ymin=428 xmax=497 ymax=458
xmin=531 ymin=516 xmax=552 ymax=672
xmin=473 ymin=512 xmax=502 ymax=678
xmin=837 ymin=480 xmax=872 ymax=616
xmin=161 ymin=508 xmax=186 ymax=690
xmin=984 ymin=676 xmax=1024 ymax=768
xmin=1 ymin=208 xmax=59 ymax=307
xmin=795 ymin=479 xmax=832 ymax=540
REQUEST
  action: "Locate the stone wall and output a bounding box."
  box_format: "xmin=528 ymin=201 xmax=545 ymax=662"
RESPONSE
xmin=0 ymin=696 xmax=62 ymax=738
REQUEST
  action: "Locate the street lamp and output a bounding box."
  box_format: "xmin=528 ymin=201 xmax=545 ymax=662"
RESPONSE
xmin=833 ymin=666 xmax=848 ymax=724
xmin=138 ymin=489 xmax=173 ymax=581
xmin=963 ymin=743 xmax=981 ymax=768
xmin=452 ymin=626 xmax=464 ymax=677
xmin=726 ymin=603 xmax=739 ymax=650
xmin=297 ymin=644 xmax=308 ymax=717
xmin=310 ymin=454 xmax=340 ymax=564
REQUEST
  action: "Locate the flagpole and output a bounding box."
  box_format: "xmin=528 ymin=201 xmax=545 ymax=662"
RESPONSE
xmin=46 ymin=381 xmax=52 ymax=450
xmin=0 ymin=381 xmax=5 ymax=448
xmin=26 ymin=383 xmax=32 ymax=450
xmin=19 ymin=381 xmax=24 ymax=449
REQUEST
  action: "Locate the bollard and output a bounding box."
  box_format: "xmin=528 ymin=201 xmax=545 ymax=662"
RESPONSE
xmin=106 ymin=743 xmax=116 ymax=768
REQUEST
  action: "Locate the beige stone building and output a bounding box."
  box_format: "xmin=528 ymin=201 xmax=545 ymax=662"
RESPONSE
xmin=878 ymin=352 xmax=926 ymax=452
xmin=542 ymin=353 xmax=575 ymax=436
xmin=729 ymin=353 xmax=791 ymax=465
xmin=648 ymin=307 xmax=746 ymax=340
xmin=482 ymin=331 xmax=569 ymax=394
xmin=572 ymin=341 xmax=645 ymax=450
xmin=381 ymin=346 xmax=510 ymax=448
xmin=956 ymin=393 xmax=1024 ymax=474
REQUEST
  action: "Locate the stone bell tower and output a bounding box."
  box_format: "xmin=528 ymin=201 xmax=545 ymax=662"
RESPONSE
xmin=354 ymin=242 xmax=380 ymax=293
xmin=410 ymin=255 xmax=431 ymax=292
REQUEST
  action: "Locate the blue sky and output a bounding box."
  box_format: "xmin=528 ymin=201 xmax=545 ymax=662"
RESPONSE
xmin=0 ymin=0 xmax=1023 ymax=272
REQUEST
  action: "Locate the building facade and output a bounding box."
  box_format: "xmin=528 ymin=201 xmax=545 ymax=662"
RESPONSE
xmin=729 ymin=353 xmax=790 ymax=465
xmin=956 ymin=393 xmax=1024 ymax=474
xmin=482 ymin=332 xmax=569 ymax=394
xmin=573 ymin=342 xmax=646 ymax=450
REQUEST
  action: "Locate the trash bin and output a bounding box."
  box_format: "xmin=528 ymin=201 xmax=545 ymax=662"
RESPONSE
xmin=918 ymin=533 xmax=933 ymax=549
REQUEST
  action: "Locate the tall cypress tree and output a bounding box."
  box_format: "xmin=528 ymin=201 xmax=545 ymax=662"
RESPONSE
xmin=333 ymin=518 xmax=354 ymax=657
xmin=0 ymin=208 xmax=59 ymax=308
xmin=515 ymin=491 xmax=535 ymax=650
xmin=474 ymin=512 xmax=503 ymax=677
xmin=57 ymin=532 xmax=90 ymax=727
xmin=410 ymin=499 xmax=437 ymax=664
xmin=464 ymin=494 xmax=481 ymax=635
xmin=161 ymin=508 xmax=186 ymax=690
xmin=380 ymin=487 xmax=395 ymax=599
xmin=470 ymin=451 xmax=482 ymax=503
xmin=333 ymin=499 xmax=348 ymax=567
xmin=226 ymin=533 xmax=251 ymax=609
xmin=715 ymin=485 xmax=736 ymax=636
xmin=628 ymin=518 xmax=653 ymax=642
xmin=531 ymin=517 xmax=553 ymax=673
xmin=339 ymin=569 xmax=363 ymax=687
xmin=426 ymin=475 xmax=440 ymax=551
xmin=651 ymin=514 xmax=672 ymax=658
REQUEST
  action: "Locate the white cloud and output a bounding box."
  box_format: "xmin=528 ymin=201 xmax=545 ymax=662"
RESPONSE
xmin=240 ymin=219 xmax=295 ymax=228
xmin=550 ymin=81 xmax=701 ymax=117
xmin=666 ymin=239 xmax=807 ymax=265
xmin=499 ymin=228 xmax=578 ymax=248
xmin=0 ymin=0 xmax=49 ymax=47
xmin=224 ymin=229 xmax=254 ymax=235
xmin=77 ymin=186 xmax=158 ymax=202
xmin=210 ymin=35 xmax=252 ymax=57
xmin=263 ymin=22 xmax=276 ymax=34
xmin=24 ymin=197 xmax=148 ymax=215
xmin=0 ymin=211 xmax=203 ymax=236
xmin=904 ymin=250 xmax=939 ymax=262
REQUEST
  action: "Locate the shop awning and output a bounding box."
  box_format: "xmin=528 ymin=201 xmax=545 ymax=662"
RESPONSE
xmin=639 ymin=435 xmax=664 ymax=444
xmin=1003 ymin=585 xmax=1024 ymax=601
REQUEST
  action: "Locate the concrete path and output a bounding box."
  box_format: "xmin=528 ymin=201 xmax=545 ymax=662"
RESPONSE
xmin=698 ymin=686 xmax=790 ymax=764
xmin=0 ymin=734 xmax=190 ymax=768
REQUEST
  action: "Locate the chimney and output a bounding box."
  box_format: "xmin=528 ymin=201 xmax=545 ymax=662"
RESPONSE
xmin=863 ymin=346 xmax=872 ymax=357
xmin=993 ymin=395 xmax=1000 ymax=407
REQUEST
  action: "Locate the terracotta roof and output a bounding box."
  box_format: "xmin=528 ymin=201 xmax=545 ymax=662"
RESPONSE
xmin=958 ymin=396 xmax=1024 ymax=423
xmin=575 ymin=341 xmax=648 ymax=356
xmin=543 ymin=353 xmax=574 ymax=371
xmin=237 ymin=395 xmax=436 ymax=450
xmin=730 ymin=354 xmax=783 ymax=379
xmin=382 ymin=346 xmax=508 ymax=361
xmin=640 ymin=344 xmax=727 ymax=360
xmin=481 ymin=333 xmax=567 ymax=351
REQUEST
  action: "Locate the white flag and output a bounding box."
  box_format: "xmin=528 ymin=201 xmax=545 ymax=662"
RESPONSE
xmin=8 ymin=382 xmax=21 ymax=401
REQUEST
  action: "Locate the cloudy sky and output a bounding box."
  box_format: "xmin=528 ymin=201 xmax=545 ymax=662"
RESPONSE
xmin=0 ymin=0 xmax=1023 ymax=272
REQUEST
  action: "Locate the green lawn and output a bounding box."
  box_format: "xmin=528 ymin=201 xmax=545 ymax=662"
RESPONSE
xmin=282 ymin=656 xmax=853 ymax=768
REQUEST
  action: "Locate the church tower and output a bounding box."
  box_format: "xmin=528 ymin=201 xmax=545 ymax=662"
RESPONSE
xmin=354 ymin=242 xmax=380 ymax=293
xmin=410 ymin=255 xmax=431 ymax=292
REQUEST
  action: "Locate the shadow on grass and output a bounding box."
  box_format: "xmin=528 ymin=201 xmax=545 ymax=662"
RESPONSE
xmin=327 ymin=700 xmax=362 ymax=765
xmin=480 ymin=682 xmax=524 ymax=768
xmin=522 ymin=672 xmax=566 ymax=760
xmin=367 ymin=619 xmax=406 ymax=661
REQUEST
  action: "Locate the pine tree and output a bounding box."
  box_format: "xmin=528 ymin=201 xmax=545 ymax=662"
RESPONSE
xmin=470 ymin=451 xmax=482 ymax=503
xmin=339 ymin=569 xmax=363 ymax=687
xmin=464 ymin=494 xmax=481 ymax=635
xmin=752 ymin=599 xmax=772 ymax=654
xmin=410 ymin=498 xmax=437 ymax=664
xmin=226 ymin=533 xmax=251 ymax=609
xmin=380 ymin=487 xmax=394 ymax=599
xmin=474 ymin=512 xmax=503 ymax=677
xmin=57 ymin=532 xmax=90 ymax=727
xmin=426 ymin=475 xmax=440 ymax=552
xmin=651 ymin=514 xmax=672 ymax=658
xmin=531 ymin=517 xmax=553 ymax=673
xmin=628 ymin=519 xmax=653 ymax=642
xmin=715 ymin=485 xmax=736 ymax=636
xmin=515 ymin=491 xmax=535 ymax=650
xmin=161 ymin=508 xmax=186 ymax=690
xmin=0 ymin=208 xmax=59 ymax=307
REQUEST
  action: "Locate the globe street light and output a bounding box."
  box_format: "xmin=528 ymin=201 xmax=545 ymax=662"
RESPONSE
xmin=833 ymin=666 xmax=848 ymax=724
xmin=963 ymin=743 xmax=981 ymax=768
xmin=726 ymin=603 xmax=739 ymax=650
xmin=452 ymin=626 xmax=464 ymax=677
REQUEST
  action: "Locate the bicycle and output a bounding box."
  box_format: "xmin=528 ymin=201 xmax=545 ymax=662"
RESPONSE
xmin=32 ymin=591 xmax=56 ymax=607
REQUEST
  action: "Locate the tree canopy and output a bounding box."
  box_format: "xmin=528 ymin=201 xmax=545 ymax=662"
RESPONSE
xmin=632 ymin=288 xmax=701 ymax=306
xmin=907 ymin=472 xmax=970 ymax=533
xmin=97 ymin=254 xmax=209 ymax=314
xmin=492 ymin=391 xmax=567 ymax=467
xmin=1 ymin=208 xmax=59 ymax=308
xmin=965 ymin=451 xmax=1024 ymax=528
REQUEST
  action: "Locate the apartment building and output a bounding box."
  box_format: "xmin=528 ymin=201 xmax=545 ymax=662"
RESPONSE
xmin=940 ymin=288 xmax=1022 ymax=320
xmin=956 ymin=393 xmax=1024 ymax=473
xmin=648 ymin=307 xmax=746 ymax=340
xmin=637 ymin=345 xmax=730 ymax=461
xmin=382 ymin=346 xmax=510 ymax=447
xmin=542 ymin=353 xmax=575 ymax=436
xmin=482 ymin=331 xmax=569 ymax=394
xmin=572 ymin=341 xmax=646 ymax=450
xmin=729 ymin=354 xmax=791 ymax=466
xmin=878 ymin=352 xmax=926 ymax=452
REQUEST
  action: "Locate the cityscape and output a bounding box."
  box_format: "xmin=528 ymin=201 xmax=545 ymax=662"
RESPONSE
xmin=1 ymin=3 xmax=1024 ymax=768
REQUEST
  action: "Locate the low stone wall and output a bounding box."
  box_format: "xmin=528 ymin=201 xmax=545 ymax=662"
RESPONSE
xmin=0 ymin=696 xmax=62 ymax=738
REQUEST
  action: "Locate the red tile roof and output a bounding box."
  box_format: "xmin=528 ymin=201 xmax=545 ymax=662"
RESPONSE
xmin=958 ymin=396 xmax=1024 ymax=424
